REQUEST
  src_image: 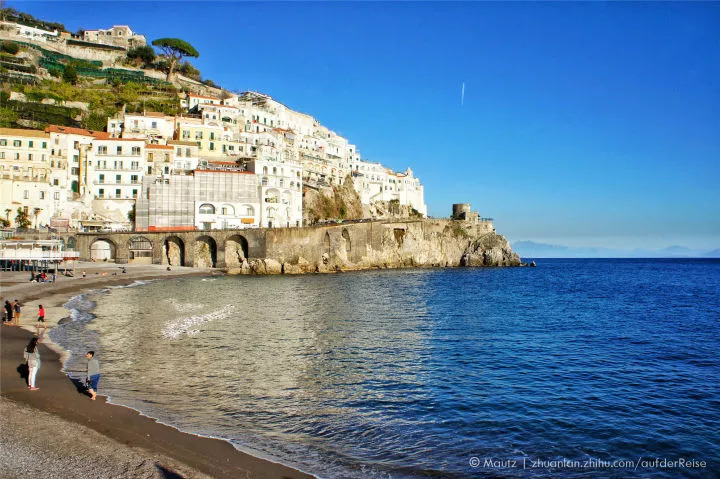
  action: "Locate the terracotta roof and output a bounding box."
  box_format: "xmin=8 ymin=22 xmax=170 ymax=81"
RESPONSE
xmin=94 ymin=136 xmax=143 ymax=142
xmin=188 ymin=94 xmax=220 ymax=100
xmin=146 ymin=144 xmax=173 ymax=150
xmin=45 ymin=125 xmax=105 ymax=138
xmin=0 ymin=128 xmax=50 ymax=139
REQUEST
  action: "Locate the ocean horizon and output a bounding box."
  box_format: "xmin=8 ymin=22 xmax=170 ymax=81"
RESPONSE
xmin=50 ymin=259 xmax=719 ymax=478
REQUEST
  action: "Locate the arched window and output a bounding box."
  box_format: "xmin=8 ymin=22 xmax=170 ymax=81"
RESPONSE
xmin=263 ymin=166 xmax=268 ymax=175
xmin=221 ymin=204 xmax=235 ymax=216
xmin=199 ymin=203 xmax=215 ymax=214
xmin=245 ymin=205 xmax=254 ymax=216
xmin=273 ymin=167 xmax=277 ymax=175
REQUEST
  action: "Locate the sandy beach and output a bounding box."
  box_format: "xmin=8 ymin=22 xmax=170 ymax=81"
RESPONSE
xmin=0 ymin=262 xmax=314 ymax=479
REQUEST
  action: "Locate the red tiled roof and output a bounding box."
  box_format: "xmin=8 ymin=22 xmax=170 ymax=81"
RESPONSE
xmin=45 ymin=125 xmax=106 ymax=138
xmin=146 ymin=144 xmax=173 ymax=150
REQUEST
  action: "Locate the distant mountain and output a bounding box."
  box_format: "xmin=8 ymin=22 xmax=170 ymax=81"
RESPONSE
xmin=512 ymin=241 xmax=720 ymax=259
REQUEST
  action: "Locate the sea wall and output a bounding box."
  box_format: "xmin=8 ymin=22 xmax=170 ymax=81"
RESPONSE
xmin=48 ymin=218 xmax=520 ymax=272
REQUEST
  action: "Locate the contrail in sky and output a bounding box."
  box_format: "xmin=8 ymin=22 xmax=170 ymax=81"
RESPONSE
xmin=461 ymin=82 xmax=465 ymax=106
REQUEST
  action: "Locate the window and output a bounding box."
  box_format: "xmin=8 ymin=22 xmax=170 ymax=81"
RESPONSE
xmin=13 ymin=140 xmax=21 ymax=147
xmin=98 ymin=189 xmax=104 ymax=198
xmin=23 ymin=190 xmax=29 ymax=199
xmin=131 ymin=175 xmax=138 ymax=184
xmin=53 ymin=179 xmax=59 ymax=186
xmin=28 ymin=154 xmax=33 ymax=161
xmin=73 ymin=155 xmax=79 ymax=163
xmin=151 ymin=121 xmax=157 ymax=128
xmin=195 ymin=131 xmax=203 ymax=140
xmin=185 ymin=148 xmax=191 ymax=157
xmin=210 ymin=132 xmax=215 ymax=140
xmin=131 ymin=161 xmax=139 ymax=170
xmin=99 ymin=174 xmax=105 ymax=184
xmin=116 ymin=146 xmax=122 ymax=155
xmin=54 ymin=192 xmax=60 ymax=200
xmin=39 ymin=191 xmax=45 ymax=200
xmin=29 ymin=141 xmax=34 ymax=148
xmin=176 ymin=148 xmax=182 ymax=156
xmin=209 ymin=142 xmax=215 ymax=151
xmin=199 ymin=204 xmax=215 ymax=214
xmin=116 ymin=174 xmax=121 ymax=183
xmin=98 ymin=145 xmax=107 ymax=154
xmin=182 ymin=130 xmax=190 ymax=139
xmin=0 ymin=152 xmax=3 ymax=159
xmin=14 ymin=153 xmax=19 ymax=160
xmin=0 ymin=140 xmax=6 ymax=146
xmin=71 ymin=167 xmax=79 ymax=175
xmin=115 ymin=188 xmax=121 ymax=198
xmin=132 ymin=189 xmax=137 ymax=198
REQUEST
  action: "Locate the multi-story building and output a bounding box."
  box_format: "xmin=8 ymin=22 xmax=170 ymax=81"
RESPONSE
xmin=168 ymin=140 xmax=199 ymax=173
xmin=108 ymin=112 xmax=176 ymax=142
xmin=82 ymin=25 xmax=146 ymax=49
xmin=145 ymin=143 xmax=175 ymax=176
xmin=246 ymin=158 xmax=303 ymax=228
xmin=0 ymin=128 xmax=66 ymax=227
xmin=134 ymin=166 xmax=261 ymax=231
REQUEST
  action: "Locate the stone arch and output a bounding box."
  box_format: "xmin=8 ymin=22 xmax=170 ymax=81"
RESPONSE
xmin=66 ymin=236 xmax=77 ymax=250
xmin=342 ymin=228 xmax=351 ymax=253
xmin=90 ymin=238 xmax=116 ymax=262
xmin=164 ymin=236 xmax=185 ymax=266
xmin=128 ymin=235 xmax=153 ymax=264
xmin=225 ymin=235 xmax=249 ymax=268
xmin=199 ymin=203 xmax=215 ymax=215
xmin=195 ymin=235 xmax=217 ymax=268
xmin=324 ymin=232 xmax=331 ymax=257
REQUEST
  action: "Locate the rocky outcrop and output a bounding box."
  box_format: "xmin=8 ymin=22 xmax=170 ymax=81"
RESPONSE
xmin=231 ymin=219 xmax=522 ymax=275
xmin=303 ymin=175 xmax=364 ymax=225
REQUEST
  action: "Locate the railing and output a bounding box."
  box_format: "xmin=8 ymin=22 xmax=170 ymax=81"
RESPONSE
xmin=0 ymin=249 xmax=79 ymax=260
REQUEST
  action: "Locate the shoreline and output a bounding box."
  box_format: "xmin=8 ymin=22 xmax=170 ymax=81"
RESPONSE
xmin=0 ymin=262 xmax=315 ymax=479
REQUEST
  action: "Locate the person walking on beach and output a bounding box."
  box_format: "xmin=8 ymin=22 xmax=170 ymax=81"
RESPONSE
xmin=13 ymin=299 xmax=21 ymax=327
xmin=36 ymin=304 xmax=46 ymax=336
xmin=86 ymin=351 xmax=100 ymax=400
xmin=4 ymin=300 xmax=13 ymax=326
xmin=24 ymin=337 xmax=41 ymax=390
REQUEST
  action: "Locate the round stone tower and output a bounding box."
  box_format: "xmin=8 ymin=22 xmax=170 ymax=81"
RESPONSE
xmin=452 ymin=203 xmax=471 ymax=219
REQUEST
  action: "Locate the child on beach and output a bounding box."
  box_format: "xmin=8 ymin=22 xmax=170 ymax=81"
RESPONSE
xmin=24 ymin=337 xmax=41 ymax=390
xmin=86 ymin=351 xmax=100 ymax=400
xmin=13 ymin=300 xmax=21 ymax=327
xmin=36 ymin=304 xmax=47 ymax=336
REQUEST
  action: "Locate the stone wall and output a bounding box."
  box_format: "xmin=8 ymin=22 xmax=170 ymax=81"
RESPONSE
xmin=55 ymin=218 xmax=520 ymax=272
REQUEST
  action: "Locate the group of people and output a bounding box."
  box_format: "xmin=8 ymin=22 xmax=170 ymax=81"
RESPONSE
xmin=2 ymin=300 xmax=47 ymax=335
xmin=23 ymin=337 xmax=100 ymax=400
xmin=30 ymin=271 xmax=56 ymax=283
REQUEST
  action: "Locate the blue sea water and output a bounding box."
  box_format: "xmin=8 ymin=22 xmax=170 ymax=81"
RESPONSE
xmin=51 ymin=259 xmax=720 ymax=478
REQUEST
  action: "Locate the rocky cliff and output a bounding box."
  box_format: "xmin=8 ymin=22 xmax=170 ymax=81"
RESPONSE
xmin=228 ymin=219 xmax=522 ymax=275
xmin=302 ymin=176 xmax=364 ymax=225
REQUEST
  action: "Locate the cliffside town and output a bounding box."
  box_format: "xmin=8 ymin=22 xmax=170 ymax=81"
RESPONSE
xmin=0 ymin=13 xmax=522 ymax=272
xmin=0 ymin=16 xmax=426 ymax=233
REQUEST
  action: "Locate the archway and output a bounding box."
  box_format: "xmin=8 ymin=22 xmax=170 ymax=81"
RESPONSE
xmin=66 ymin=236 xmax=77 ymax=250
xmin=164 ymin=236 xmax=185 ymax=266
xmin=195 ymin=235 xmax=217 ymax=268
xmin=324 ymin=232 xmax=331 ymax=256
xmin=128 ymin=236 xmax=153 ymax=264
xmin=342 ymin=229 xmax=351 ymax=253
xmin=225 ymin=235 xmax=249 ymax=268
xmin=90 ymin=238 xmax=116 ymax=262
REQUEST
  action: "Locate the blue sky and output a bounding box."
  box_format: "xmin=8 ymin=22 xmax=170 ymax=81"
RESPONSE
xmin=12 ymin=1 xmax=720 ymax=249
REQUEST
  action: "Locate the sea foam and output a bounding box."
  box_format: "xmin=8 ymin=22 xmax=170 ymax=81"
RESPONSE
xmin=161 ymin=304 xmax=234 ymax=339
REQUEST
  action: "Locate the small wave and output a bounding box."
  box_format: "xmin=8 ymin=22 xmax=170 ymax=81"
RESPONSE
xmin=162 ymin=305 xmax=234 ymax=339
xmin=164 ymin=297 xmax=204 ymax=313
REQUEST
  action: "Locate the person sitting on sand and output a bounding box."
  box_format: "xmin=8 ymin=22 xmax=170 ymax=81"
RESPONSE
xmin=24 ymin=337 xmax=41 ymax=390
xmin=36 ymin=304 xmax=47 ymax=336
xmin=13 ymin=299 xmax=21 ymax=327
xmin=86 ymin=351 xmax=100 ymax=400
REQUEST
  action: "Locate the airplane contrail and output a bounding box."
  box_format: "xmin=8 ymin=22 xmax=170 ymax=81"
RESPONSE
xmin=461 ymin=82 xmax=465 ymax=106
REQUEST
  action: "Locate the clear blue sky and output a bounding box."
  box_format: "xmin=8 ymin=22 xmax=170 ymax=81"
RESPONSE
xmin=13 ymin=1 xmax=720 ymax=249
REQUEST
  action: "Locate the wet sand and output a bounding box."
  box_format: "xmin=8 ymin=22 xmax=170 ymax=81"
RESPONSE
xmin=0 ymin=263 xmax=314 ymax=479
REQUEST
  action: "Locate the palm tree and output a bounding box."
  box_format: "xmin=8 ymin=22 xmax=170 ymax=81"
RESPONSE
xmin=33 ymin=207 xmax=42 ymax=230
xmin=4 ymin=208 xmax=10 ymax=224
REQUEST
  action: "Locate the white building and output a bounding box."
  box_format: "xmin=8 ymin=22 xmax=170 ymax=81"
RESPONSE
xmin=82 ymin=25 xmax=146 ymax=49
xmin=108 ymin=112 xmax=176 ymax=142
xmin=246 ymin=158 xmax=303 ymax=228
xmin=0 ymin=128 xmax=66 ymax=228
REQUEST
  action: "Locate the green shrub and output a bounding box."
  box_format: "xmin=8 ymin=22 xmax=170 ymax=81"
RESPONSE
xmin=127 ymin=45 xmax=156 ymax=64
xmin=1 ymin=41 xmax=20 ymax=55
xmin=62 ymin=65 xmax=78 ymax=84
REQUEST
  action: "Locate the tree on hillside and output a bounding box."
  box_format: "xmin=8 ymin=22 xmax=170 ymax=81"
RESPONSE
xmin=127 ymin=45 xmax=156 ymax=65
xmin=62 ymin=64 xmax=78 ymax=85
xmin=14 ymin=207 xmax=30 ymax=228
xmin=151 ymin=38 xmax=199 ymax=81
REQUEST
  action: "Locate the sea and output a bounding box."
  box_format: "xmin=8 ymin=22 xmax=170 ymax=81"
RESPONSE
xmin=49 ymin=259 xmax=720 ymax=478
